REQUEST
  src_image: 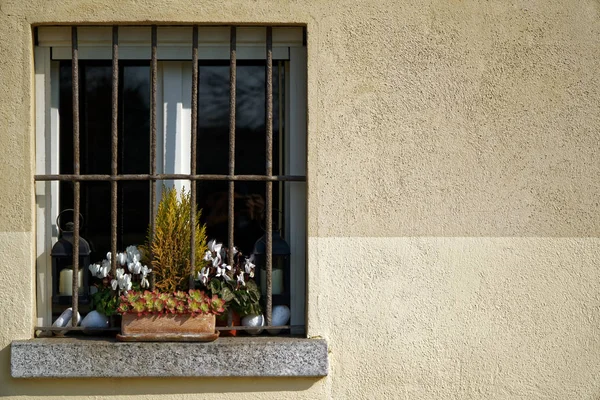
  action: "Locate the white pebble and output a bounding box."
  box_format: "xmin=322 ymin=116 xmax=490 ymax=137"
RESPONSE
xmin=268 ymin=305 xmax=291 ymax=335
xmin=80 ymin=310 xmax=109 ymax=329
xmin=241 ymin=314 xmax=264 ymax=335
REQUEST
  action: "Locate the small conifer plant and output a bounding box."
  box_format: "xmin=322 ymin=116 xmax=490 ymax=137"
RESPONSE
xmin=146 ymin=186 xmax=208 ymax=293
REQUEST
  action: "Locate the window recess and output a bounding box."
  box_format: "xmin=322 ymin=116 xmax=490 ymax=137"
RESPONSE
xmin=34 ymin=25 xmax=307 ymax=336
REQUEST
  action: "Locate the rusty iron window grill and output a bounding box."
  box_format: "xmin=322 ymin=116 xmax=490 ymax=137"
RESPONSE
xmin=34 ymin=25 xmax=307 ymax=335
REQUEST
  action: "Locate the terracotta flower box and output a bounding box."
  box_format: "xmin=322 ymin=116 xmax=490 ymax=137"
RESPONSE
xmin=117 ymin=313 xmax=219 ymax=342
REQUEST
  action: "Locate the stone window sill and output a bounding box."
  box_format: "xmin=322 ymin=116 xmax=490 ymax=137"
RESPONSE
xmin=11 ymin=336 xmax=328 ymax=378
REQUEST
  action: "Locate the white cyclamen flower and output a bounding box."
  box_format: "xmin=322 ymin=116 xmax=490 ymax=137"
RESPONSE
xmin=203 ymin=250 xmax=213 ymax=262
xmin=208 ymin=239 xmax=222 ymax=255
xmin=117 ymin=252 xmax=127 ymax=266
xmin=128 ymin=261 xmax=142 ymax=275
xmin=216 ymin=265 xmax=232 ymax=281
xmin=118 ymin=273 xmax=132 ymax=291
xmin=244 ymin=259 xmax=255 ymax=277
xmin=197 ymin=267 xmax=210 ymax=285
xmin=112 ymin=268 xmax=126 ymax=290
xmin=141 ymin=264 xmax=151 ymax=277
xmin=89 ymin=263 xmax=100 ymax=277
xmin=99 ymin=260 xmax=111 ymax=278
xmin=126 ymin=245 xmax=141 ymax=263
xmin=237 ymin=272 xmax=245 ymax=286
xmin=139 ymin=264 xmax=151 ymax=288
xmin=212 ymin=254 xmax=222 ymax=268
xmin=106 ymin=252 xmax=112 ymax=261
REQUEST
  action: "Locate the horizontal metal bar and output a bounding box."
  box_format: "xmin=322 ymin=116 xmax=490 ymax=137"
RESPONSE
xmin=215 ymin=325 xmax=301 ymax=331
xmin=34 ymin=174 xmax=306 ymax=182
xmin=35 ymin=325 xmax=302 ymax=332
xmin=35 ymin=326 xmax=121 ymax=332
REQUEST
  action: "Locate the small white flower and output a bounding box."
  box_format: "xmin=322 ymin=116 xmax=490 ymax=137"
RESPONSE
xmin=118 ymin=273 xmax=132 ymax=291
xmin=112 ymin=269 xmax=131 ymax=292
xmin=89 ymin=263 xmax=100 ymax=277
xmin=106 ymin=252 xmax=112 ymax=261
xmin=203 ymin=250 xmax=213 ymax=262
xmin=141 ymin=265 xmax=151 ymax=277
xmin=232 ymin=246 xmax=239 ymax=256
xmin=128 ymin=261 xmax=142 ymax=275
xmin=99 ymin=261 xmax=110 ymax=278
xmin=208 ymin=239 xmax=222 ymax=254
xmin=197 ymin=267 xmax=210 ymax=285
xmin=237 ymin=272 xmax=245 ymax=286
xmin=126 ymin=245 xmax=141 ymax=264
xmin=117 ymin=252 xmax=127 ymax=266
xmin=216 ymin=265 xmax=232 ymax=281
xmin=140 ymin=275 xmax=149 ymax=288
xmin=244 ymin=259 xmax=255 ymax=274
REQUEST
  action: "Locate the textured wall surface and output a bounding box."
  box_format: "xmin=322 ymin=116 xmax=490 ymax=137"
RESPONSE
xmin=1 ymin=0 xmax=600 ymax=398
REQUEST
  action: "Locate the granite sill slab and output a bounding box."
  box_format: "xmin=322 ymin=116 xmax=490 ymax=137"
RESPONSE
xmin=11 ymin=337 xmax=328 ymax=378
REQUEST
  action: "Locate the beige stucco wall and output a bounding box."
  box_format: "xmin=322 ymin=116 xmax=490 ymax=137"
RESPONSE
xmin=1 ymin=0 xmax=600 ymax=398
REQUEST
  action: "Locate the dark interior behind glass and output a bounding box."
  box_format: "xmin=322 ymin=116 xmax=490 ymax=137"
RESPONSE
xmin=59 ymin=60 xmax=283 ymax=262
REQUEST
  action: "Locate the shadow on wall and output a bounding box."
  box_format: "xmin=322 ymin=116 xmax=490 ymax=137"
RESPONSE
xmin=0 ymin=345 xmax=319 ymax=397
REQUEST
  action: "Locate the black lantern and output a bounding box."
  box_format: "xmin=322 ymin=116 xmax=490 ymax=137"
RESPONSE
xmin=51 ymin=210 xmax=91 ymax=305
xmin=253 ymin=230 xmax=291 ymax=307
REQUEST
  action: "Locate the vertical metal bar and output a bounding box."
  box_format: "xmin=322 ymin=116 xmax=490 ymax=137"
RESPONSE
xmin=227 ymin=26 xmax=236 ymax=266
xmin=150 ymin=26 xmax=158 ymax=241
xmin=71 ymin=26 xmax=80 ymax=327
xmin=278 ymin=61 xmax=283 ymax=232
xmin=265 ymin=26 xmax=273 ymax=326
xmin=189 ymin=26 xmax=199 ymax=289
xmin=111 ymin=26 xmax=119 ymax=278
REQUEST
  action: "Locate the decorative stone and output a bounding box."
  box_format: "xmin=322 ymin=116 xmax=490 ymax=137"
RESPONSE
xmin=241 ymin=314 xmax=264 ymax=335
xmin=52 ymin=308 xmax=81 ymax=335
xmin=268 ymin=305 xmax=291 ymax=335
xmin=80 ymin=311 xmax=109 ymax=329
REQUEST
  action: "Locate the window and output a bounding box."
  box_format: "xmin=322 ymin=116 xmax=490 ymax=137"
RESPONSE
xmin=34 ymin=26 xmax=307 ymax=335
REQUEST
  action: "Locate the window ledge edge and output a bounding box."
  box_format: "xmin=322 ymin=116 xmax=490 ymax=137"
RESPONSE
xmin=11 ymin=336 xmax=328 ymax=378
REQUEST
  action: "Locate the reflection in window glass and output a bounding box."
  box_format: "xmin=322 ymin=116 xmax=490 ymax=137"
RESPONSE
xmin=197 ymin=61 xmax=283 ymax=254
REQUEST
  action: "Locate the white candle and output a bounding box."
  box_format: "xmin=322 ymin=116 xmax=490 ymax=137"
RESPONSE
xmin=59 ymin=268 xmax=84 ymax=296
xmin=261 ymin=268 xmax=284 ymax=296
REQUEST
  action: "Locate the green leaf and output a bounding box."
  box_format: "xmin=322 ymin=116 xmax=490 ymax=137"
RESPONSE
xmin=221 ymin=286 xmax=235 ymax=302
xmin=209 ymin=279 xmax=222 ymax=295
xmin=246 ymin=280 xmax=258 ymax=291
xmin=248 ymin=289 xmax=260 ymax=302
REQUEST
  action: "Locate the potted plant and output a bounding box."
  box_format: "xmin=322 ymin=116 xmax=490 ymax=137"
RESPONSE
xmin=116 ymin=289 xmax=224 ymax=341
xmin=197 ymin=240 xmax=261 ymax=335
xmin=99 ymin=186 xmax=225 ymax=341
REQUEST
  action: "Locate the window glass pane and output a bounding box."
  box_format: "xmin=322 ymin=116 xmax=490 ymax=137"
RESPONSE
xmin=59 ymin=62 xmax=150 ymax=260
xmin=196 ymin=61 xmax=283 ymax=254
